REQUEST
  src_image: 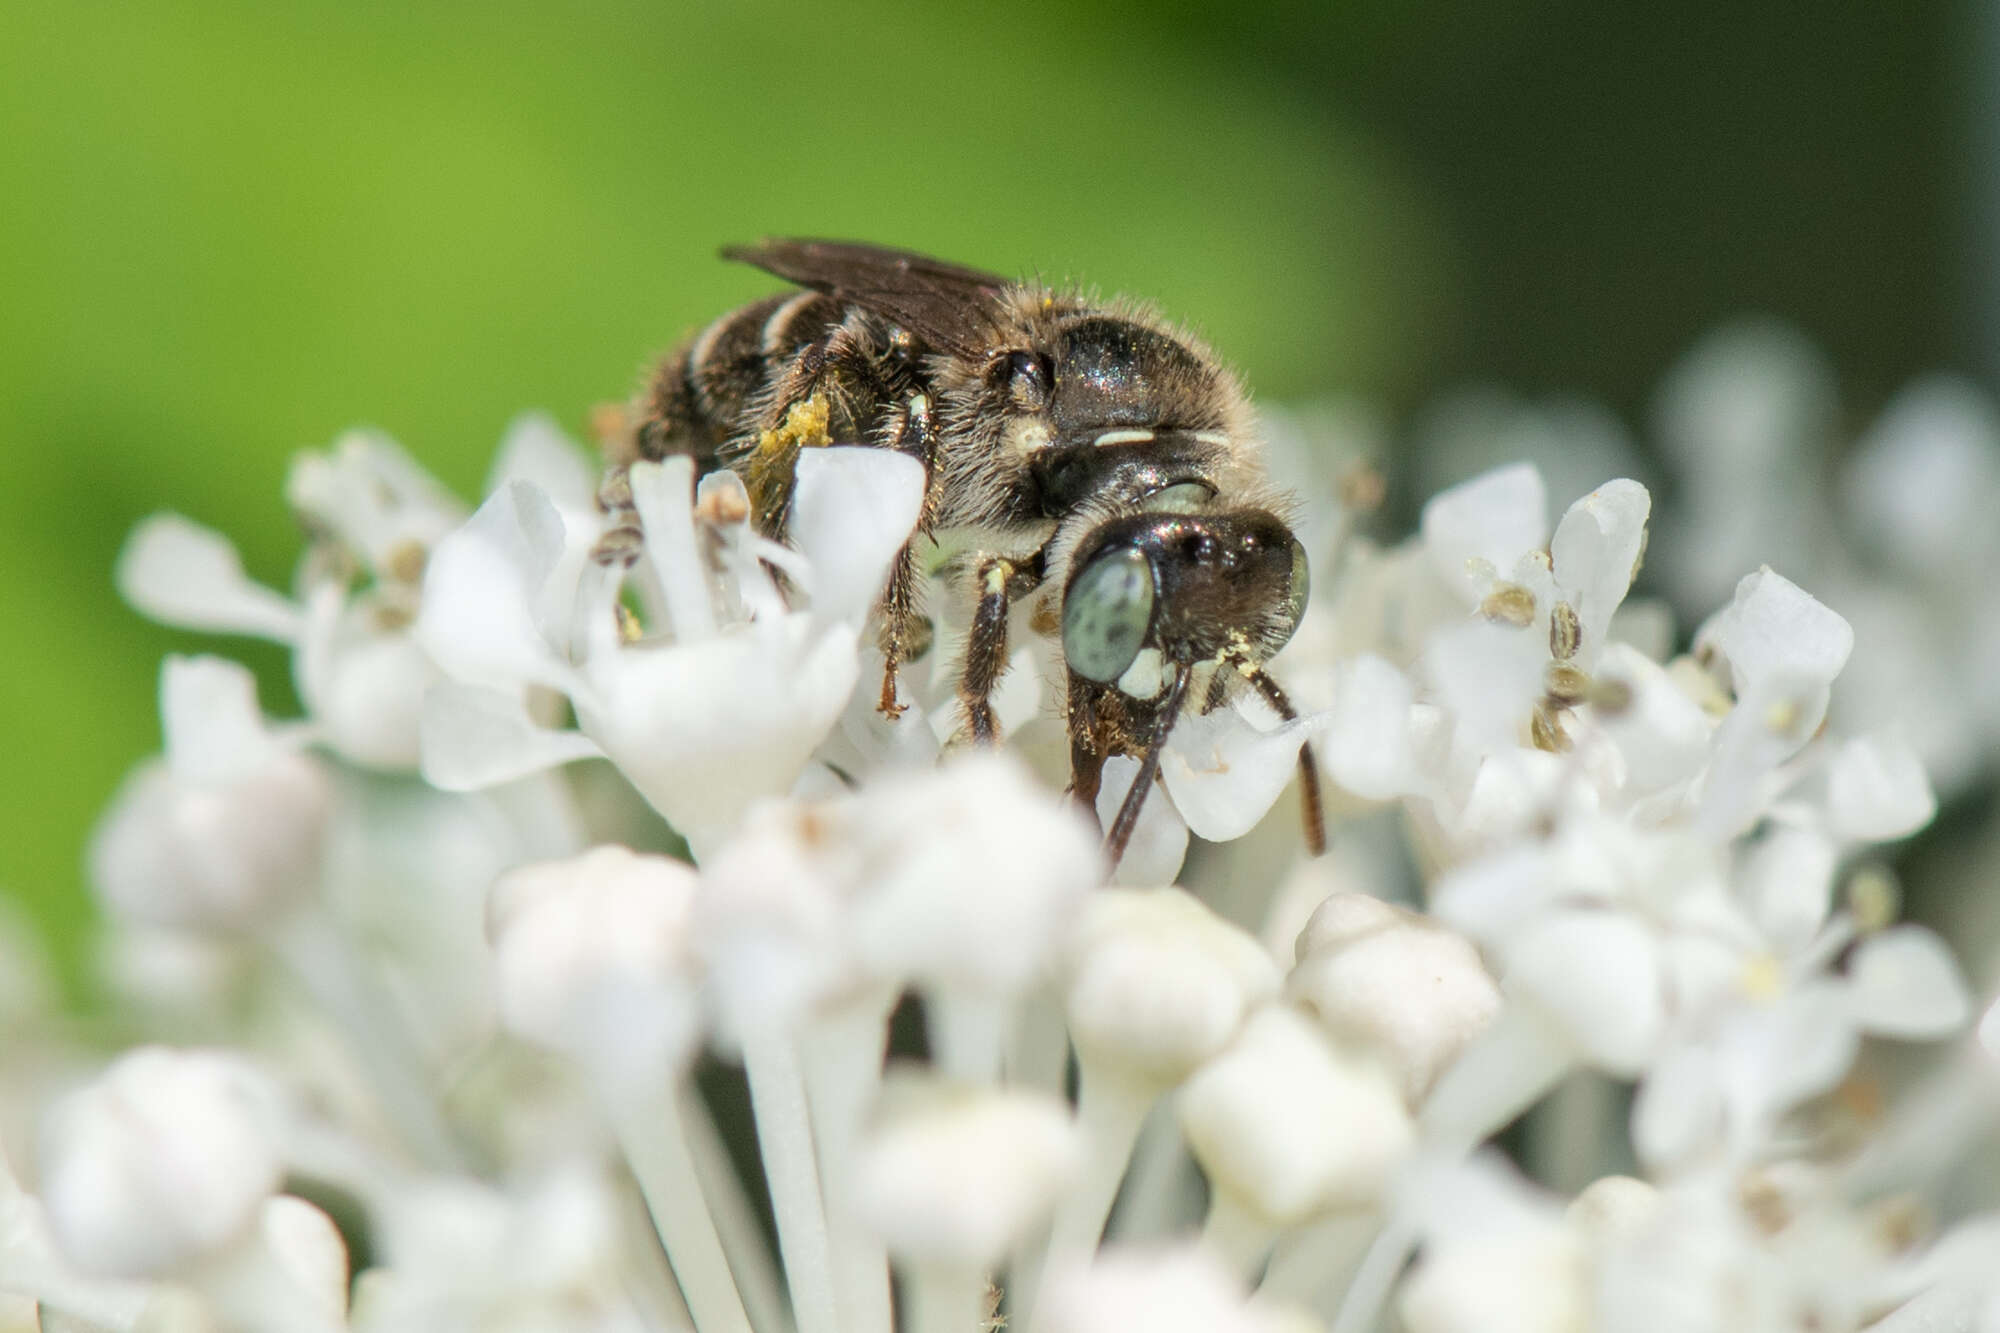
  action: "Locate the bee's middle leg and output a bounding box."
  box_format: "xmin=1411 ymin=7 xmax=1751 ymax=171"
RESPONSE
xmin=957 ymin=555 xmax=1015 ymax=743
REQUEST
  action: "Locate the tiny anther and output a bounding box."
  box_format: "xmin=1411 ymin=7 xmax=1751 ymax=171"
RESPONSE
xmin=592 ymin=525 xmax=645 ymax=568
xmin=1846 ymin=864 xmax=1901 ymax=933
xmin=597 ymin=469 xmax=634 ymax=512
xmin=695 ymin=484 xmax=750 ymax=527
xmin=1550 ymin=601 xmax=1582 ymax=661
xmin=1737 ymin=1169 xmax=1792 ymax=1236
xmin=1544 ymin=661 xmax=1590 ymax=704
xmin=371 ymin=600 xmax=415 ymax=632
xmin=1529 ymin=704 xmax=1570 ymax=753
xmin=384 ymin=539 xmax=429 ymax=586
xmin=1481 ymin=583 xmax=1538 ymax=627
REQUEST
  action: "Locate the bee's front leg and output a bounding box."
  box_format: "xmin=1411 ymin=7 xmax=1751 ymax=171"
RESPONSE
xmin=957 ymin=555 xmax=1015 ymax=743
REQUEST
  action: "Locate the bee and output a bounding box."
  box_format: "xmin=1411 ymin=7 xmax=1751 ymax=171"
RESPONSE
xmin=619 ymin=240 xmax=1322 ymax=864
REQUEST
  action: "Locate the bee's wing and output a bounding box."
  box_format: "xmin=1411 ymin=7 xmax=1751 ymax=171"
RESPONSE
xmin=721 ymin=239 xmax=1010 ymax=360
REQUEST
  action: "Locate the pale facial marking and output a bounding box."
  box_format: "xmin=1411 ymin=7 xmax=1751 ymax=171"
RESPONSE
xmin=1093 ymin=429 xmax=1156 ymax=448
xmin=1007 ymin=419 xmax=1054 ymax=455
xmin=1117 ymin=647 xmax=1168 ymax=699
xmin=1190 ymin=430 xmax=1230 ymax=447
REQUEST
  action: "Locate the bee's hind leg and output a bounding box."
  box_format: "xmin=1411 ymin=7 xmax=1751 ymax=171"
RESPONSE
xmin=876 ymin=542 xmax=927 ymax=718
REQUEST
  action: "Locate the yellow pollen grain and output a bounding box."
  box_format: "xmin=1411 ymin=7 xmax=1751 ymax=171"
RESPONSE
xmin=755 ymin=393 xmax=832 ymax=458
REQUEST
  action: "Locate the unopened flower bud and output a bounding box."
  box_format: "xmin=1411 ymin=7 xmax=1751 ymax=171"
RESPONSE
xmin=488 ymin=844 xmax=700 ymax=1091
xmin=1040 ymin=1244 xmax=1322 ymax=1333
xmin=848 ymin=1071 xmax=1079 ymax=1269
xmin=1065 ymin=887 xmax=1278 ymax=1086
xmin=1288 ymin=894 xmax=1501 ymax=1105
xmin=40 ymin=1048 xmax=282 ymax=1278
xmin=91 ymin=755 xmax=331 ymax=933
xmin=1179 ymin=1005 xmax=1413 ymax=1226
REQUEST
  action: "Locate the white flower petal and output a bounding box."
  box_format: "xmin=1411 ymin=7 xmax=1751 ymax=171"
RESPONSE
xmin=117 ymin=514 xmax=303 ymax=641
xmin=1549 ymin=479 xmax=1650 ymax=658
xmin=1589 ymin=644 xmax=1713 ymax=795
xmin=1158 ymin=703 xmax=1316 ymax=843
xmin=1631 ymin=1043 xmax=1723 ymax=1168
xmin=1420 ymin=463 xmax=1549 ymax=605
xmin=1825 ymin=731 xmax=1937 ymax=843
xmin=416 ymin=481 xmax=581 ymax=695
xmin=1424 ymin=620 xmax=1549 ymax=759
xmin=1697 ymin=566 xmax=1853 ymax=697
xmin=305 ymin=625 xmax=438 ymax=770
xmin=1714 ymin=984 xmax=1857 ymax=1128
xmin=580 ymin=618 xmax=860 ymax=855
xmin=1097 ymin=756 xmax=1191 ymax=888
xmin=628 ymin=457 xmax=716 ymax=642
xmin=1505 ymin=909 xmax=1663 ymax=1074
xmin=790 ymin=447 xmax=926 ymax=628
xmin=160 ymin=655 xmax=281 ymax=785
xmin=1846 ymin=926 xmax=1972 ymax=1039
xmin=851 ymin=752 xmax=1101 ymax=999
xmin=1738 ymin=825 xmax=1836 ymax=957
xmin=285 ymin=430 xmax=465 ymax=573
xmin=1320 ymin=654 xmax=1419 ymax=801
xmin=485 ymin=412 xmax=598 ymax=513
xmin=419 ymin=683 xmax=604 ymax=792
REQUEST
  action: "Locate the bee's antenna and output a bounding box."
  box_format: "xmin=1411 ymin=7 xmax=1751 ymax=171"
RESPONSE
xmin=1239 ymin=663 xmax=1327 ymax=857
xmin=1104 ymin=664 xmax=1192 ymax=871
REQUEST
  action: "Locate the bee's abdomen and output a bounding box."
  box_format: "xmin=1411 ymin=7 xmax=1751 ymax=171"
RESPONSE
xmin=634 ymin=291 xmax=845 ymax=466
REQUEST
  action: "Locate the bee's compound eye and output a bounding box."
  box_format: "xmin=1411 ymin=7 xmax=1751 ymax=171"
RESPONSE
xmin=1004 ymin=350 xmax=1053 ymax=411
xmin=1280 ymin=535 xmax=1311 ymax=644
xmin=1063 ymin=546 xmax=1156 ymax=683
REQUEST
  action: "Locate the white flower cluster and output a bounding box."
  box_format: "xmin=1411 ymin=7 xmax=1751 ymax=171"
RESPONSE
xmin=6 ymin=346 xmax=1996 ymax=1333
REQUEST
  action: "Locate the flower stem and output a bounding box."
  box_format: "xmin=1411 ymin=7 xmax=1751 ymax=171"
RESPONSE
xmin=928 ymin=989 xmax=1008 ymax=1084
xmin=1199 ymin=1189 xmax=1276 ymax=1277
xmin=1042 ymin=1062 xmax=1153 ymax=1272
xmin=743 ymin=1028 xmax=841 ymax=1333
xmin=908 ymin=1263 xmax=986 ymax=1333
xmin=801 ymin=993 xmax=897 ymax=1333
xmin=680 ymin=1087 xmax=796 ymax=1333
xmin=1106 ymin=1103 xmax=1196 ymax=1239
xmin=609 ymin=1081 xmax=757 ymax=1333
xmin=268 ymin=909 xmax=467 ymax=1172
xmin=1258 ymin=1211 xmax=1378 ymax=1313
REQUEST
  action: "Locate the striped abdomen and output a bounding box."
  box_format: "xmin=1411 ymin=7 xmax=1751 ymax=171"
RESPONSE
xmin=633 ymin=291 xmax=927 ymax=529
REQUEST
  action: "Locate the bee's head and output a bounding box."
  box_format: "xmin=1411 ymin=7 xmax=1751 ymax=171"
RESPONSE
xmin=1060 ymin=508 xmax=1309 ymax=695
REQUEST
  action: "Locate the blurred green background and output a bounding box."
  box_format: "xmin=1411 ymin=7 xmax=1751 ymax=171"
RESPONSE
xmin=0 ymin=0 xmax=1968 ymax=986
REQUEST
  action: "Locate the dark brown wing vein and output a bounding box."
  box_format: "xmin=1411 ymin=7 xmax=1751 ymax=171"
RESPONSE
xmin=721 ymin=238 xmax=1010 ymax=359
